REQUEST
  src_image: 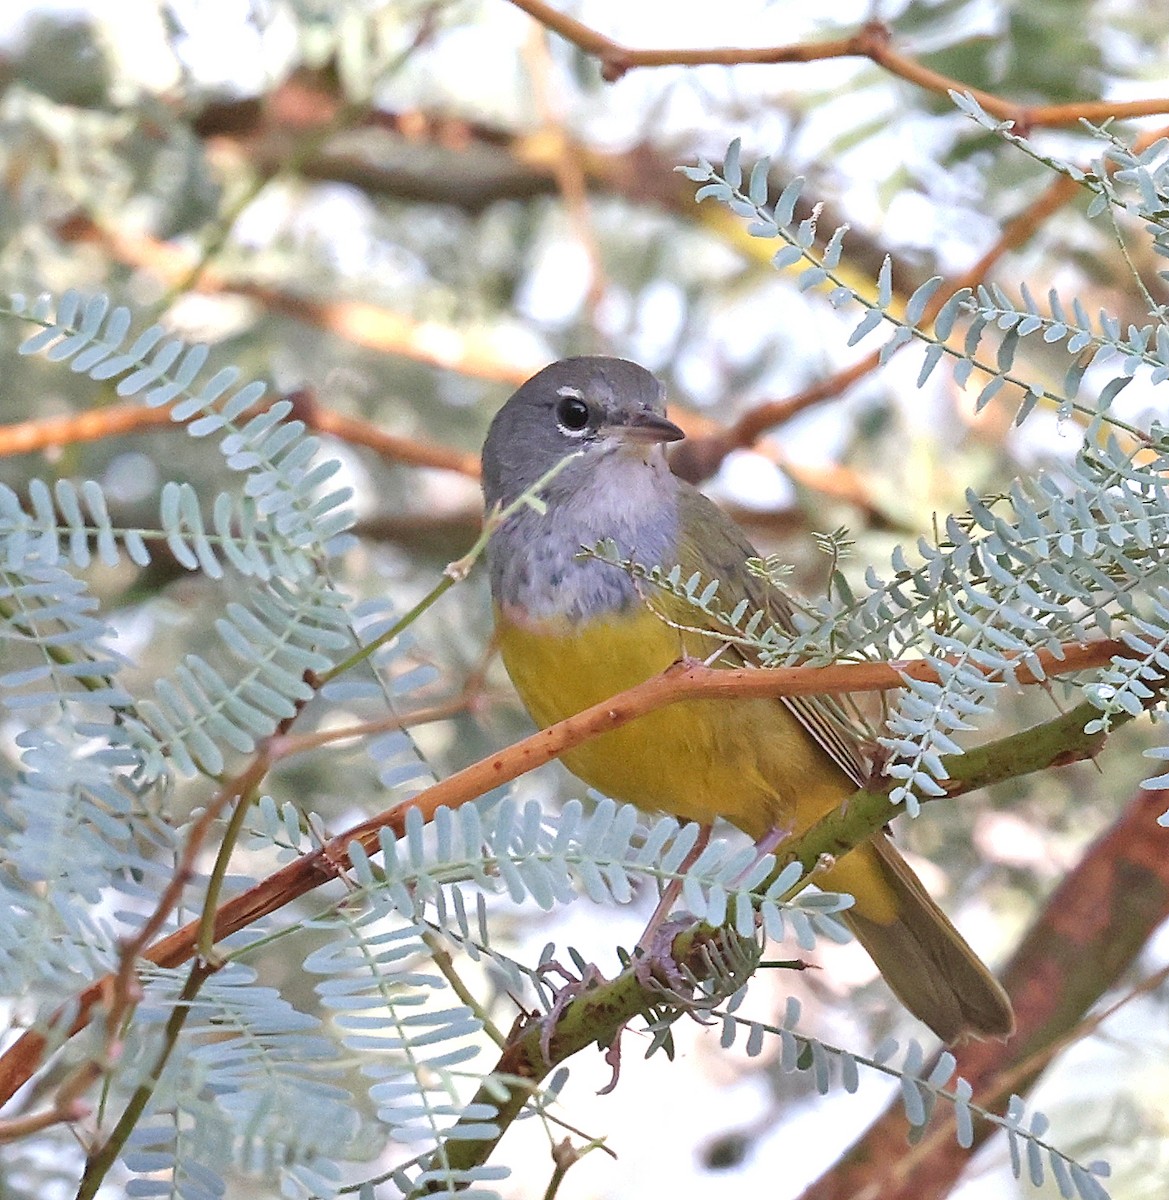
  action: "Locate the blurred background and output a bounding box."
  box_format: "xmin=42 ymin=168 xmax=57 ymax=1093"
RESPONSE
xmin=2 ymin=1 xmax=1169 ymax=1196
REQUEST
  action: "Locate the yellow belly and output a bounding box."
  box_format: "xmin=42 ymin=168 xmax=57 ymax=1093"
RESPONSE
xmin=497 ymin=604 xmax=898 ymax=922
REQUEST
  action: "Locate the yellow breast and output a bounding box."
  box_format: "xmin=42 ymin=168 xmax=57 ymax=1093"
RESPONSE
xmin=495 ymin=602 xmax=853 ymax=843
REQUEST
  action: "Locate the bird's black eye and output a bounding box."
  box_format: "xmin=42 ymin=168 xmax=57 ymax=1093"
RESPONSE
xmin=555 ymin=395 xmax=592 ymax=433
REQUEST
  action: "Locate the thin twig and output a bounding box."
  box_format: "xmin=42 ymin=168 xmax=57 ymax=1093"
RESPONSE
xmin=269 ymin=695 xmax=481 ymax=760
xmin=522 ymin=22 xmax=608 ymax=328
xmin=507 ymin=2 xmax=1169 ymax=128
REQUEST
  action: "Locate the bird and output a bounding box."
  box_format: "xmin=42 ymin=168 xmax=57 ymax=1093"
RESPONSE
xmin=480 ymin=355 xmax=1014 ymax=1042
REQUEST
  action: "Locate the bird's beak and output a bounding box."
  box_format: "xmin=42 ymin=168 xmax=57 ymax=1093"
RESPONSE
xmin=604 ymin=411 xmax=685 ymax=445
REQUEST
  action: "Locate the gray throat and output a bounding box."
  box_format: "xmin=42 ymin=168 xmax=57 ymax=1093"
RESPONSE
xmin=487 ymin=450 xmax=680 ymax=625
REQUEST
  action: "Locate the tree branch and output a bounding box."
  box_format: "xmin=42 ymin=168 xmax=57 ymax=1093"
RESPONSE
xmin=797 ymin=780 xmax=1169 ymax=1200
xmin=507 ymin=3 xmax=1169 ymax=128
xmin=0 ymin=382 xmax=481 ymax=477
xmin=0 ymin=636 xmax=1127 ymax=1109
xmin=415 ymin=696 xmax=1117 ymax=1185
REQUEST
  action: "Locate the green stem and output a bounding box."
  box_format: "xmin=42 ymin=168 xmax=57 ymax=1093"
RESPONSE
xmin=416 ymin=698 xmax=1117 ymax=1187
xmin=197 ymin=775 xmax=264 ymax=960
xmin=776 ymin=697 xmax=1112 ymax=886
xmin=76 ymin=960 xmax=216 ymax=1200
xmin=411 ymin=956 xmax=685 ymax=1193
xmin=319 ymin=571 xmax=459 ymax=684
xmin=423 ymin=929 xmax=508 ymax=1048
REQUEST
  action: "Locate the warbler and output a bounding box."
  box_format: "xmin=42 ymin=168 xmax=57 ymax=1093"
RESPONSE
xmin=481 ymin=356 xmax=1013 ymax=1042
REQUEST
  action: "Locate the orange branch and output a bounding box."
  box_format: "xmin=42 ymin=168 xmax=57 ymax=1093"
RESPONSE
xmin=507 ymin=2 xmax=1169 ymax=129
xmin=0 ymin=402 xmax=175 ymax=457
xmin=0 ymin=635 xmax=1126 ymax=1108
xmin=288 ymin=391 xmax=481 ymax=477
xmin=0 ymin=383 xmax=481 ymax=478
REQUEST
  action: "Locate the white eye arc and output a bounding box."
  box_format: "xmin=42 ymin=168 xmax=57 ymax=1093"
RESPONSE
xmin=554 ymin=387 xmax=592 ymax=436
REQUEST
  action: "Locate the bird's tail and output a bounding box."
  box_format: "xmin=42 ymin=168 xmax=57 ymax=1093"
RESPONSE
xmin=823 ymin=836 xmax=1014 ymax=1043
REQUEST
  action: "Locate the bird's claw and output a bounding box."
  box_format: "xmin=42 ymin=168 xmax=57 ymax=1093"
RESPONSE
xmin=535 ymin=958 xmax=607 ymax=1064
xmin=632 ymin=916 xmax=693 ymax=993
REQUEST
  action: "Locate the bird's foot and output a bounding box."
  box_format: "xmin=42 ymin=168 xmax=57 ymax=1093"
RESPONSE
xmin=534 ymin=958 xmax=608 ymax=1064
xmin=632 ymin=915 xmax=695 ymax=994
xmin=534 ymin=957 xmax=632 ymax=1093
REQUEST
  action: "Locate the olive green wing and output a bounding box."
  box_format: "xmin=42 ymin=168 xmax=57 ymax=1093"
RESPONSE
xmin=670 ymin=485 xmax=873 ymax=790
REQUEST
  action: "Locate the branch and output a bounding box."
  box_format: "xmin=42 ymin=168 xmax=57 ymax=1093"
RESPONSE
xmin=416 ymin=696 xmax=1116 ymax=1184
xmin=286 ymin=390 xmax=481 ymax=477
xmin=0 ymin=728 xmax=290 ymax=1141
xmin=418 ymin=923 xmax=754 ymax=1191
xmin=797 ymin=781 xmax=1169 ymax=1200
xmin=0 ymin=383 xmax=481 ymax=477
xmin=508 ymin=3 xmax=1169 ymax=129
xmin=0 ymin=636 xmax=1126 ymax=1108
xmin=780 ymin=699 xmax=1110 ymax=880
